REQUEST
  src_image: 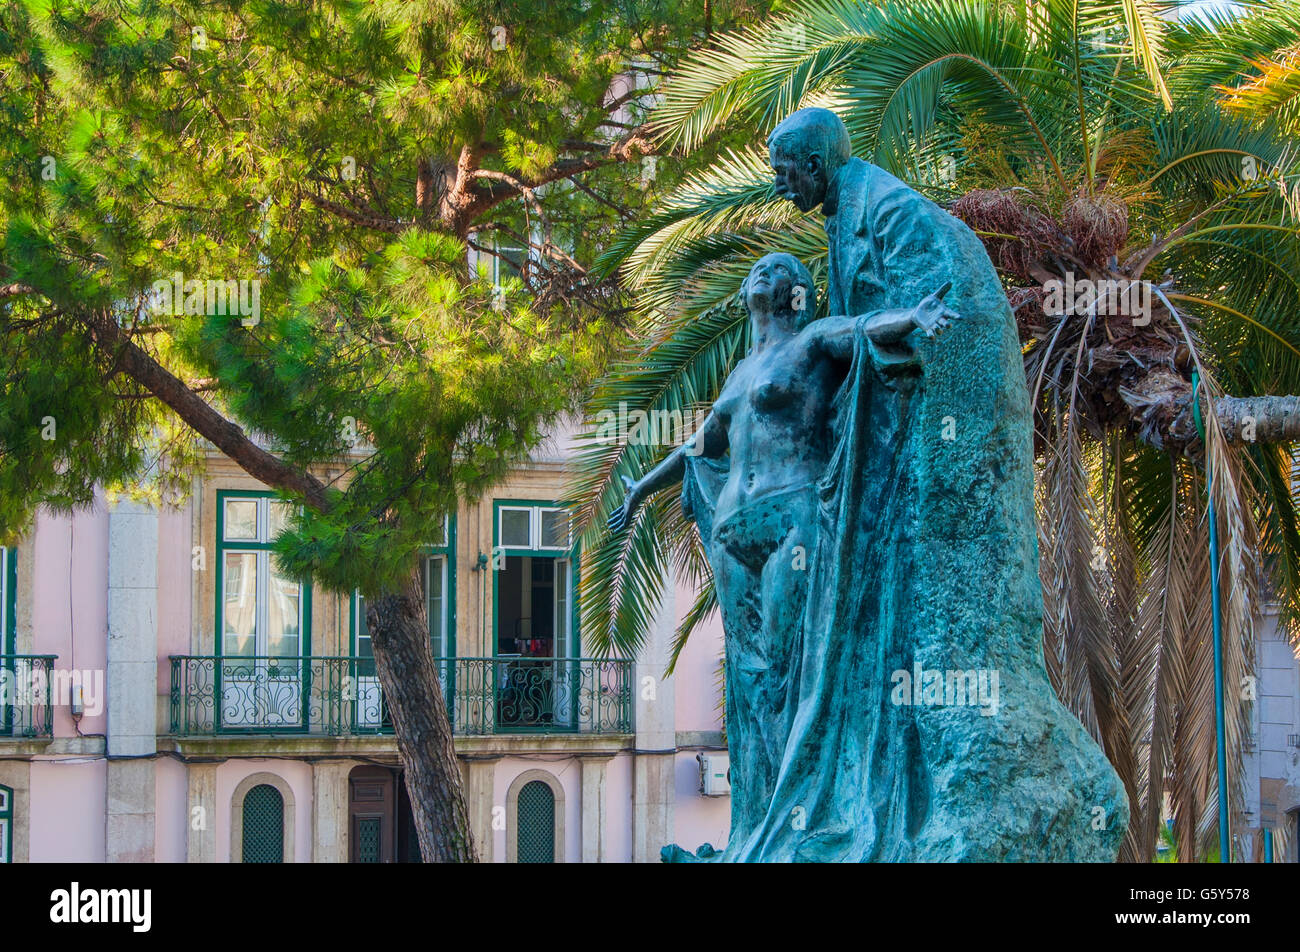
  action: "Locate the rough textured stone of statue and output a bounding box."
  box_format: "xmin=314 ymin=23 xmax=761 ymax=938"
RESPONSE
xmin=617 ymin=107 xmax=1129 ymax=861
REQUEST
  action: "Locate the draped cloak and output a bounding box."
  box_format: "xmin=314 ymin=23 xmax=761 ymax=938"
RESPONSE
xmin=669 ymin=159 xmax=1128 ymax=862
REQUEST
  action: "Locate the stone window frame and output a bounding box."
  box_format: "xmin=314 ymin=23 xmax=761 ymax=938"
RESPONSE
xmin=506 ymin=768 xmax=564 ymax=863
xmin=231 ymin=771 xmax=296 ymax=863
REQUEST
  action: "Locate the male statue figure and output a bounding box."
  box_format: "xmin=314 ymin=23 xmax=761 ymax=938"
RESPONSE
xmin=735 ymin=106 xmax=1130 ymax=861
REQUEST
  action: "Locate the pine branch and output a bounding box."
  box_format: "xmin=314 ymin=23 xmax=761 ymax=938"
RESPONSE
xmin=305 ymin=191 xmax=404 ymax=234
xmin=78 ymin=308 xmax=331 ymax=512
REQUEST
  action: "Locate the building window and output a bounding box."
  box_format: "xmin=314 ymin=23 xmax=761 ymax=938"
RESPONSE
xmin=216 ymin=493 xmax=308 ymax=663
xmin=0 ymin=784 xmax=11 ymax=863
xmin=493 ymin=502 xmax=576 ymax=659
xmin=351 ymin=517 xmax=455 ymax=730
xmin=241 ymin=784 xmax=284 ymax=863
xmin=353 ymin=516 xmax=454 ymax=660
xmin=215 ymin=493 xmax=311 ymax=730
xmin=496 ymin=504 xmax=571 ymax=553
xmin=507 ymin=770 xmax=564 ymax=863
xmin=468 ymin=232 xmax=531 ymax=289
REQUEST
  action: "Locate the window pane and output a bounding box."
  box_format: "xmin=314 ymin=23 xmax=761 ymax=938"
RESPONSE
xmin=267 ymin=501 xmax=292 ymax=539
xmin=224 ymin=499 xmax=258 ymax=541
xmin=494 ymin=245 xmax=526 ymax=286
xmin=354 ymin=594 xmax=374 ymax=678
xmin=354 ymin=596 xmax=369 ymax=650
xmin=555 ymin=560 xmax=569 ymax=658
xmin=500 ymin=509 xmax=531 ymax=548
xmin=540 ymin=509 xmax=570 ymax=549
xmin=223 ymin=552 xmax=258 ymax=657
xmin=428 ymin=556 xmax=445 ymax=655
xmin=267 ymin=571 xmax=301 ymax=659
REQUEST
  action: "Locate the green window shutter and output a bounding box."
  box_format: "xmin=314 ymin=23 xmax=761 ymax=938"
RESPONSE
xmin=2 ymin=546 xmax=15 ymax=657
xmin=1 ymin=550 xmax=11 ymax=739
xmin=0 ymin=784 xmax=11 ymax=863
xmin=515 ymin=781 xmax=555 ymax=863
xmin=242 ymin=784 xmax=284 ymax=863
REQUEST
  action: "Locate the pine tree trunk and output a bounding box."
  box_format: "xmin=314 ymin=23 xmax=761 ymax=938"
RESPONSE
xmin=366 ymin=566 xmax=476 ymax=862
xmin=415 ymin=158 xmax=436 ymax=225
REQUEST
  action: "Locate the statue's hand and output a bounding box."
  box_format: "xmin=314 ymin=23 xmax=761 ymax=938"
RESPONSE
xmin=608 ymin=475 xmax=642 ymax=534
xmin=912 ymin=281 xmax=961 ymax=339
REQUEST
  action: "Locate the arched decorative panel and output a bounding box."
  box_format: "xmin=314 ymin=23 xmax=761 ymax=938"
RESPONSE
xmin=242 ymin=784 xmax=285 ymax=863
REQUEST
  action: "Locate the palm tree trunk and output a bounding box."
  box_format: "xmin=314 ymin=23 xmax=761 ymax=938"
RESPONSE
xmin=1213 ymin=395 xmax=1300 ymax=444
xmin=366 ymin=565 xmax=476 ymax=862
xmin=1116 ymin=367 xmax=1300 ymax=453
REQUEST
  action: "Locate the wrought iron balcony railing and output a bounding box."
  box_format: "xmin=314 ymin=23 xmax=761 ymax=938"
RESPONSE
xmin=0 ymin=655 xmax=57 ymax=738
xmin=168 ymin=655 xmax=633 ymax=737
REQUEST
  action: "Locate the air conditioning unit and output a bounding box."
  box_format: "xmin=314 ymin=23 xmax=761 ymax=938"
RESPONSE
xmin=698 ymin=753 xmax=731 ymax=797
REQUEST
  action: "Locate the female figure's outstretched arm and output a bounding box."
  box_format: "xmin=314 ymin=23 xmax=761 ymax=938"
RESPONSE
xmin=607 ymin=411 xmax=728 ymax=533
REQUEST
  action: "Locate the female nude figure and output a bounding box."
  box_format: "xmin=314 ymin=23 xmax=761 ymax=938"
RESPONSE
xmin=609 ymin=252 xmax=955 ymax=856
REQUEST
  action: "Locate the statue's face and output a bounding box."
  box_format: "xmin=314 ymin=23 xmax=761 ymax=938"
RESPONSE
xmin=770 ymin=144 xmax=826 ymax=213
xmin=745 ymin=255 xmax=800 ymax=321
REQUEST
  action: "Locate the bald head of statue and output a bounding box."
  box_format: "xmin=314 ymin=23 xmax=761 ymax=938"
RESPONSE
xmin=767 ymin=107 xmax=853 ymax=213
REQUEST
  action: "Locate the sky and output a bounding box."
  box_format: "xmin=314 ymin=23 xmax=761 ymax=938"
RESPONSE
xmin=1175 ymin=0 xmax=1245 ymax=22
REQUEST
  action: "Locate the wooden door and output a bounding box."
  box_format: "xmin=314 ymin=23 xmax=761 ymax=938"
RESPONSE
xmin=349 ymin=766 xmax=396 ymax=863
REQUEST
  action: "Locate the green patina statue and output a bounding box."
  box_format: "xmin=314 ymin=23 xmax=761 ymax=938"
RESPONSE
xmin=612 ymin=107 xmax=1128 ymax=862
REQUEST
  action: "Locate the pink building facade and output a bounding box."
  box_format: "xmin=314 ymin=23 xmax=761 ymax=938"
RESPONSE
xmin=0 ymin=430 xmax=731 ymax=863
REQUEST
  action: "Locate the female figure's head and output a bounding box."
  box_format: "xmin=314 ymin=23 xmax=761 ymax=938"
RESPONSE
xmin=742 ymin=253 xmax=816 ymax=333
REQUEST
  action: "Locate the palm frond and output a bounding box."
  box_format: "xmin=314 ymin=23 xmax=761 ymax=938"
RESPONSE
xmin=577 ymin=0 xmax=1300 ymax=861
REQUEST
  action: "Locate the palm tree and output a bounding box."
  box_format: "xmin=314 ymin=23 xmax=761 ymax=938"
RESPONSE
xmin=571 ymin=0 xmax=1300 ymax=862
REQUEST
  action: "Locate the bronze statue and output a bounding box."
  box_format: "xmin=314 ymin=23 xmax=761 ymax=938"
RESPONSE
xmin=615 ymin=108 xmax=1128 ymax=862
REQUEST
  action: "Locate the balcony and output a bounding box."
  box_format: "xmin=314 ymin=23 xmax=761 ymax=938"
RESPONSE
xmin=0 ymin=655 xmax=57 ymax=738
xmin=168 ymin=655 xmax=633 ymax=737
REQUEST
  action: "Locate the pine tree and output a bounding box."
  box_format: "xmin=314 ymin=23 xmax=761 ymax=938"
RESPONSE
xmin=0 ymin=0 xmax=769 ymax=861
